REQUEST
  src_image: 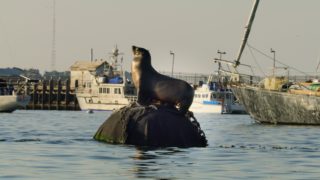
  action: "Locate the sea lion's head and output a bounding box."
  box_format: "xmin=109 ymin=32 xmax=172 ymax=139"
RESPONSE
xmin=132 ymin=46 xmax=152 ymax=67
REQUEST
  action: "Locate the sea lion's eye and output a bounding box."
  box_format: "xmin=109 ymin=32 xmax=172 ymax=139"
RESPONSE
xmin=134 ymin=51 xmax=140 ymax=56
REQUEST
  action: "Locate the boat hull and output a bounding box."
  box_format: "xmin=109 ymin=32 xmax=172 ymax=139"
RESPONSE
xmin=0 ymin=95 xmax=30 ymax=113
xmin=76 ymin=93 xmax=134 ymax=111
xmin=190 ymin=102 xmax=222 ymax=113
xmin=232 ymin=86 xmax=320 ymax=125
xmin=222 ymin=103 xmax=247 ymax=114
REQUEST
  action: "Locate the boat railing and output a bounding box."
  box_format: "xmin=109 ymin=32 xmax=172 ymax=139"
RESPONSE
xmin=125 ymin=95 xmax=138 ymax=103
xmin=0 ymin=87 xmax=15 ymax=96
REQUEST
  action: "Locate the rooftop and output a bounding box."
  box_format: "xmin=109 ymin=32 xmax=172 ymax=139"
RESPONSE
xmin=0 ymin=67 xmax=24 ymax=77
xmin=70 ymin=60 xmax=109 ymax=71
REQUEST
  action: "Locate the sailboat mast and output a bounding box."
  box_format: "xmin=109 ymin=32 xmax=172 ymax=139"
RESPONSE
xmin=234 ymin=0 xmax=260 ymax=67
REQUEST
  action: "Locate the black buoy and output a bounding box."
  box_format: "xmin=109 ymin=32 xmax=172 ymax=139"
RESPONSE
xmin=93 ymin=103 xmax=207 ymax=147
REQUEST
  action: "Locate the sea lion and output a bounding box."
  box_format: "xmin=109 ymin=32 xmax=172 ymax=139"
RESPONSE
xmin=131 ymin=46 xmax=194 ymax=115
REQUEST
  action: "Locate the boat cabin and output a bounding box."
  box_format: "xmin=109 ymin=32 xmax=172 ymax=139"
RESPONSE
xmin=193 ymin=84 xmax=223 ymax=105
xmin=70 ymin=60 xmax=109 ymax=89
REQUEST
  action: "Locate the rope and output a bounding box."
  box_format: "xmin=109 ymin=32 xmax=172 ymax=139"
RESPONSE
xmin=247 ymin=43 xmax=311 ymax=76
xmin=248 ymin=44 xmax=267 ymax=77
xmin=186 ymin=111 xmax=207 ymax=144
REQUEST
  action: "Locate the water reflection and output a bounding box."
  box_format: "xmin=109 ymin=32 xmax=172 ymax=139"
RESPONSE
xmin=131 ymin=147 xmax=188 ymax=179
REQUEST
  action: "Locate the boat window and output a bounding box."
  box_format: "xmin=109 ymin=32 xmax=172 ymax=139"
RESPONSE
xmin=75 ymin=80 xmax=79 ymax=88
xmin=114 ymin=88 xmax=121 ymax=94
xmin=202 ymin=94 xmax=206 ymax=98
xmin=99 ymin=88 xmax=102 ymax=94
xmin=103 ymin=88 xmax=106 ymax=94
xmin=107 ymin=88 xmax=110 ymax=94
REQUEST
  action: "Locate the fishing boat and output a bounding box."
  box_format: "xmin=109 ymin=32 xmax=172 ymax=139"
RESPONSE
xmin=75 ymin=47 xmax=137 ymax=111
xmin=0 ymin=80 xmax=30 ymax=112
xmin=190 ymin=83 xmax=223 ymax=113
xmin=190 ymin=79 xmax=246 ymax=114
xmin=219 ymin=0 xmax=320 ymax=124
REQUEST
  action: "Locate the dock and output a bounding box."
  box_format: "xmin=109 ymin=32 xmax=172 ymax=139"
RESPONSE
xmin=21 ymin=79 xmax=79 ymax=110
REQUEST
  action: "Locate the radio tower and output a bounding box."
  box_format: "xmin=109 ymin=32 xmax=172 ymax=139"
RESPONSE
xmin=51 ymin=0 xmax=56 ymax=71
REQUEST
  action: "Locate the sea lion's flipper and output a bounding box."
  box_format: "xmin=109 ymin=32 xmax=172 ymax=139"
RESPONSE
xmin=178 ymin=97 xmax=193 ymax=115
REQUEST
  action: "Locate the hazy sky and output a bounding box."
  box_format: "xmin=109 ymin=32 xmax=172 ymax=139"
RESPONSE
xmin=0 ymin=0 xmax=320 ymax=76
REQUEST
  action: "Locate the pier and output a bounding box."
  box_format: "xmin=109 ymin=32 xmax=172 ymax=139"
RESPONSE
xmin=26 ymin=79 xmax=79 ymax=110
xmin=8 ymin=79 xmax=80 ymax=111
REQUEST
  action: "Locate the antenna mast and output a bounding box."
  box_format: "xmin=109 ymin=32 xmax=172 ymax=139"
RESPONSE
xmin=51 ymin=0 xmax=56 ymax=71
xmin=109 ymin=45 xmax=124 ymax=72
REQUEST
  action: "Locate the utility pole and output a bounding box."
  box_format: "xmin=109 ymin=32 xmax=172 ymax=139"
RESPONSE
xmin=91 ymin=48 xmax=93 ymax=62
xmin=217 ymin=50 xmax=226 ymax=75
xmin=170 ymin=51 xmax=175 ymax=77
xmin=51 ymin=0 xmax=56 ymax=71
xmin=271 ymin=48 xmax=276 ymax=77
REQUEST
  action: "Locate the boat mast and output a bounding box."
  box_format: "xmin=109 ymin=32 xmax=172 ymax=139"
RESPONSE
xmin=234 ymin=0 xmax=260 ymax=67
xmin=109 ymin=45 xmax=124 ymax=72
xmin=316 ymin=55 xmax=320 ymax=76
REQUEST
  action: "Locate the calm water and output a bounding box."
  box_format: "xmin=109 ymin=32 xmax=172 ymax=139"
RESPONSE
xmin=1 ymin=111 xmax=320 ymax=179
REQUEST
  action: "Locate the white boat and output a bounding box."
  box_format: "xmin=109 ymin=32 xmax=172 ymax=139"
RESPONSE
xmin=190 ymin=82 xmax=246 ymax=114
xmin=75 ymin=47 xmax=137 ymax=111
xmin=0 ymin=79 xmax=30 ymax=112
xmin=76 ymin=72 xmax=137 ymax=111
xmin=0 ymin=92 xmax=30 ymax=113
xmin=190 ymin=84 xmax=223 ymax=113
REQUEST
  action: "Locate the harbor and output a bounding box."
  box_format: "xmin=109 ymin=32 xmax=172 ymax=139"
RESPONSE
xmin=2 ymin=0 xmax=320 ymax=179
xmin=1 ymin=61 xmax=247 ymax=114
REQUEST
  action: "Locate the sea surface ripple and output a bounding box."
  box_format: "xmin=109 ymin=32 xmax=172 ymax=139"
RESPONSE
xmin=1 ymin=110 xmax=320 ymax=179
